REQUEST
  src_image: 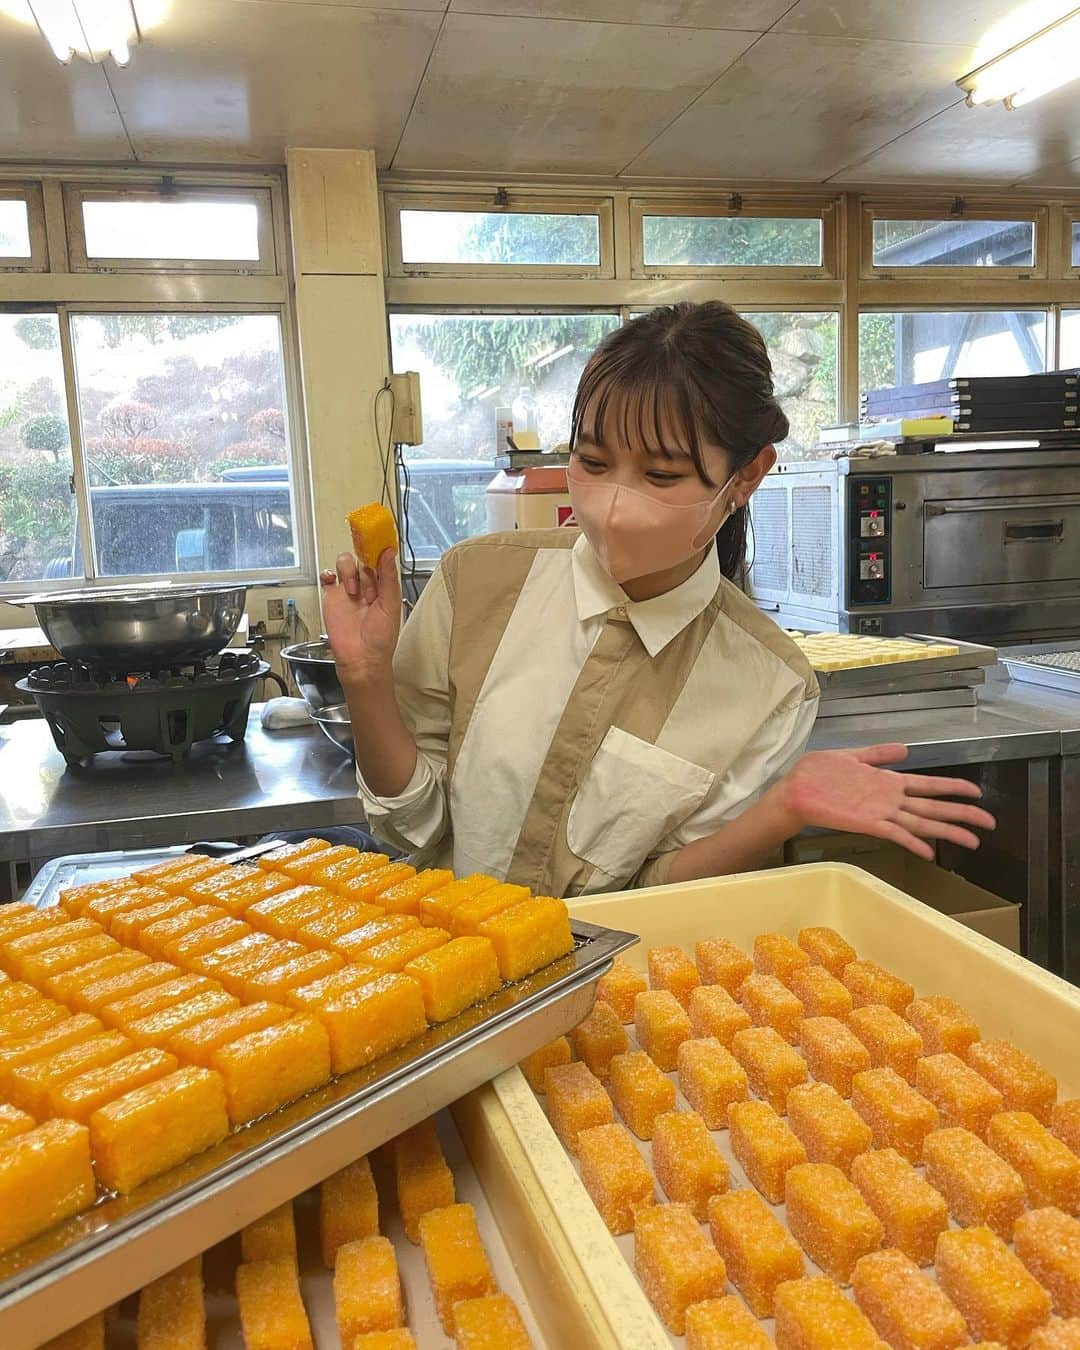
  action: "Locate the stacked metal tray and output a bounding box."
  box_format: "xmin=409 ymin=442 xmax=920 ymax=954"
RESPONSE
xmin=810 ymin=635 xmax=996 ymax=717
xmin=2 ymin=846 xmax=636 ymax=1346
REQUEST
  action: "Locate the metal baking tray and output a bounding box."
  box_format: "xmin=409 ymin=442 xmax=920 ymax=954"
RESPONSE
xmin=1001 ymin=649 xmax=1080 ymax=696
xmin=2 ymin=846 xmax=636 ymax=1347
xmin=812 ymin=634 xmax=996 ymax=694
xmin=815 ymin=686 xmax=977 ymax=718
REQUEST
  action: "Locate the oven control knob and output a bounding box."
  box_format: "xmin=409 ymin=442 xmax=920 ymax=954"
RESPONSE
xmin=859 ymin=558 xmax=885 ymax=581
xmin=859 ymin=514 xmax=885 ymax=538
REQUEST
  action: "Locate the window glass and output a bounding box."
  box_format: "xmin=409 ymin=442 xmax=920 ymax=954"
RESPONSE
xmin=70 ymin=313 xmax=295 ymax=577
xmin=741 ymin=312 xmax=838 ymax=460
xmin=0 ymin=199 xmax=31 ymax=257
xmin=642 ymin=215 xmax=822 ymax=267
xmin=0 ymin=313 xmax=78 ymax=582
xmin=81 ymin=199 xmax=261 ymax=261
xmin=1061 ymin=310 xmax=1080 ymax=368
xmin=859 ymin=310 xmax=1048 ymax=396
xmin=871 ymin=219 xmax=1035 ymax=267
xmin=399 ymin=210 xmax=600 ymax=266
xmin=1072 ymin=221 xmax=1080 ymax=268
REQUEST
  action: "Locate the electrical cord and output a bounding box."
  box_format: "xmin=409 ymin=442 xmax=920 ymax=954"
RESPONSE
xmin=373 ymin=378 xmax=420 ymax=613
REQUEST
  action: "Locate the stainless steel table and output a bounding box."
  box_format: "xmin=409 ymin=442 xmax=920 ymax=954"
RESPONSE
xmin=0 ymin=705 xmax=364 ymax=866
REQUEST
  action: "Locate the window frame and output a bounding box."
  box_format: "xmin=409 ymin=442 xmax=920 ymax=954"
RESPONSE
xmin=384 ymin=191 xmax=615 ymax=279
xmin=861 ymin=198 xmax=1047 ymax=280
xmin=1065 ymin=211 xmax=1080 ymax=278
xmin=0 ymin=183 xmax=47 ymax=272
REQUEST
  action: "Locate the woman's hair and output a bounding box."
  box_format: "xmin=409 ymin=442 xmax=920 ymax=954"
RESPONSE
xmin=569 ymin=301 xmax=788 ymax=581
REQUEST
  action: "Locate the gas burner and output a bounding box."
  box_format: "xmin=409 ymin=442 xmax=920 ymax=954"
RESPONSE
xmin=24 ymin=650 xmax=265 ymax=692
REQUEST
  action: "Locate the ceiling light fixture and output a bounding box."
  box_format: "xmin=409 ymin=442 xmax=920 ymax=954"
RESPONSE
xmin=957 ymin=4 xmax=1080 ymax=108
xmin=28 ymin=0 xmax=141 ymax=67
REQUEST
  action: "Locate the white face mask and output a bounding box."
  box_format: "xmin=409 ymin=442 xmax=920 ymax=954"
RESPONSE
xmin=567 ymin=460 xmax=739 ymax=584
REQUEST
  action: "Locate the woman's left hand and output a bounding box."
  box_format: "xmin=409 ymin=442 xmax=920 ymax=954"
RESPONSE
xmin=778 ymin=743 xmax=996 ymax=860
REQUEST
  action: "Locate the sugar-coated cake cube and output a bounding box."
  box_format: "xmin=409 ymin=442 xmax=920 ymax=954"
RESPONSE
xmin=335 ymin=1236 xmax=403 ymax=1341
xmin=405 ymin=936 xmax=501 ymax=1022
xmin=42 ymin=1313 xmax=105 ymax=1349
xmin=842 ymin=960 xmax=915 ymax=1014
xmin=167 ymin=1001 xmax=289 ymax=1064
xmin=519 ymin=1035 xmax=571 ymax=1092
xmin=51 ymin=1047 xmax=177 ymax=1124
xmin=89 ymin=1066 xmax=229 ymax=1193
xmin=576 ymin=1122 xmax=654 ymax=1234
xmin=569 ymin=1000 xmax=628 ymax=1079
xmin=7 ymin=1030 xmax=133 ymax=1117
xmin=242 ymin=949 xmax=343 ymax=1002
xmin=59 ymin=876 xmax=137 ymax=917
xmin=798 ymin=925 xmax=857 ymax=978
xmin=850 ymin=1148 xmax=949 ymax=1267
xmin=788 ymin=1081 xmax=873 ymax=1173
xmin=418 ymin=875 xmax=500 ymax=929
xmin=321 ymin=1156 xmax=378 ymax=1265
xmin=688 ymin=984 xmax=752 ymax=1047
xmin=137 ymin=1256 xmax=205 ymax=1349
xmin=236 ymin=1258 xmax=313 ymax=1350
xmin=450 ymin=883 xmax=531 ymax=937
xmin=906 ymin=995 xmax=980 ymax=1058
xmin=987 ymin=1111 xmax=1080 ymax=1212
xmin=288 ymin=970 xmax=427 ymax=1075
xmin=363 ymin=927 xmax=450 ymax=974
xmin=935 ymin=1226 xmax=1052 ymax=1347
xmin=730 ymin=1025 xmax=808 ymax=1113
xmin=2 ymin=918 xmax=105 ymax=968
xmin=685 ymin=1296 xmax=773 ymax=1350
xmin=789 ymin=964 xmax=853 ymax=1020
xmin=707 ymin=1188 xmax=804 ymax=1317
xmin=917 ymin=1053 xmax=1004 ymax=1137
xmin=773 ymin=1276 xmax=885 ymax=1349
xmin=1054 ymin=1100 xmax=1080 ymax=1155
xmin=728 ymin=1099 xmax=807 ymax=1205
xmin=634 ymin=989 xmax=691 ymax=1071
xmin=852 ymin=1248 xmax=968 ymax=1350
xmin=754 ymin=932 xmax=810 ymax=985
xmin=695 ymin=937 xmax=753 ymax=993
xmin=544 ymin=1060 xmax=613 ymax=1153
xmin=595 ymin=957 xmax=648 ymax=1024
xmin=785 ymin=1162 xmax=884 ymax=1284
xmin=376 ymin=869 xmax=454 ymax=917
xmin=242 ymin=1201 xmax=297 ymax=1264
xmin=800 ymin=1015 xmax=871 ymax=1098
xmin=0 ymin=902 xmax=66 ymax=942
xmin=1015 ymin=1207 xmax=1080 ymax=1318
xmin=849 ymin=1005 xmax=924 ymax=1084
xmin=651 ymin=1109 xmax=728 ymax=1220
xmin=677 ymin=1037 xmax=747 ymax=1129
xmin=477 ymin=897 xmax=573 ymax=981
xmin=851 ymin=1068 xmax=939 ymax=1162
xmin=419 ymin=1203 xmax=496 ymax=1334
xmin=968 ymin=1039 xmax=1058 ymax=1124
xmin=922 ymin=1127 xmax=1027 ymax=1239
xmin=648 ymin=946 xmax=700 ymax=1008
xmin=739 ymin=973 xmax=804 ymax=1044
xmin=0 ymin=1119 xmax=95 ymax=1254
xmin=0 ymin=1103 xmax=33 ymax=1143
xmin=212 ymin=1015 xmax=331 ymax=1124
xmin=608 ymin=1049 xmax=676 ymax=1140
xmin=352 ymin=1335 xmax=417 ymax=1350
xmin=452 ymin=1293 xmax=532 ymax=1349
xmin=633 ymin=1202 xmax=726 ymax=1335
xmin=348 ymin=500 xmax=399 ymax=569
xmin=393 ymin=1118 xmax=455 ymax=1244
xmin=1027 ymin=1319 xmax=1080 ymax=1349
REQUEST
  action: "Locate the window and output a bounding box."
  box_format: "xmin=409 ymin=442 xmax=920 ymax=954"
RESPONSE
xmin=871 ymin=219 xmax=1036 ymax=268
xmin=858 ymin=310 xmax=1048 ymax=395
xmin=0 ymin=199 xmax=31 ymax=258
xmin=1072 ymin=222 xmax=1080 ymax=269
xmin=642 ymin=215 xmax=822 ymax=268
xmin=1062 ymin=311 xmax=1080 ymax=369
xmin=399 ymin=210 xmax=600 ymax=268
xmin=741 ymin=312 xmax=839 ymax=460
xmin=69 ymin=312 xmax=296 ymax=578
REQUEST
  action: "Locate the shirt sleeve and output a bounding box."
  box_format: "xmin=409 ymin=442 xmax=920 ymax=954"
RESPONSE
xmin=355 ymin=564 xmax=453 ymax=860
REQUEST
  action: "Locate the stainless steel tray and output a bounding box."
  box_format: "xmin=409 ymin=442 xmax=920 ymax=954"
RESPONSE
xmin=816 ymin=686 xmax=977 ymax=718
xmin=1002 ymin=650 xmax=1080 ymax=696
xmin=3 ymin=847 xmax=637 ymax=1346
xmin=813 ymin=634 xmax=997 ymax=694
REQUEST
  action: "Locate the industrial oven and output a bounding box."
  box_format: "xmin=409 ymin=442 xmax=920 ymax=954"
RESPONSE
xmin=749 ymin=447 xmax=1080 ymax=642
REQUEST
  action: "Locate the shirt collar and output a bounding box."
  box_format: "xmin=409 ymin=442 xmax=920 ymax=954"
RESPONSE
xmin=570 ymin=531 xmax=722 ymax=658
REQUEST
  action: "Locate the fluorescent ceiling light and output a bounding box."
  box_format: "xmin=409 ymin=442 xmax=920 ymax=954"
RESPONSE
xmin=28 ymin=0 xmax=140 ymax=66
xmin=958 ymin=5 xmax=1080 ymax=108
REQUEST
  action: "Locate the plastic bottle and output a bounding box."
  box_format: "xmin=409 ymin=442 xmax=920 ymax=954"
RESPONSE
xmin=512 ymin=387 xmax=539 ymax=440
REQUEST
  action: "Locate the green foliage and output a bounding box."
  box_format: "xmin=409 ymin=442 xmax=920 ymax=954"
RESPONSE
xmin=95 ymin=313 xmax=243 ymax=349
xmin=14 ymin=315 xmax=59 ymax=350
xmin=84 ymin=437 xmax=196 ymax=486
xmin=0 ymin=458 xmax=72 ymax=578
xmin=19 ymin=412 xmax=69 ymax=459
xmin=859 ymin=313 xmax=897 ymax=395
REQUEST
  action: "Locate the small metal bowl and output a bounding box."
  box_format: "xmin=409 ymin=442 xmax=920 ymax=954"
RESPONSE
xmin=282 ymin=638 xmax=345 ymax=714
xmin=310 ymin=703 xmax=355 ymax=757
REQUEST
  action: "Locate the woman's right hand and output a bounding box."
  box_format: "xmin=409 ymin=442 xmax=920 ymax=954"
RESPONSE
xmin=319 ymin=548 xmax=402 ymax=687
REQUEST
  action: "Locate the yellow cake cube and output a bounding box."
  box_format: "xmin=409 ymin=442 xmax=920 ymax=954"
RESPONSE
xmin=299 ymin=907 xmax=397 ymax=952
xmin=362 ymin=927 xmax=449 ymax=973
xmin=651 ymin=1109 xmax=729 ymax=1220
xmin=348 ymin=500 xmax=399 ymax=569
xmin=2 ymin=916 xmax=103 ymax=967
xmin=351 ymin=1334 xmax=416 ymax=1350
xmin=633 ymin=1202 xmax=727 ymax=1335
xmin=336 ymin=1235 xmax=403 ymax=1340
xmin=448 ymin=882 xmax=531 ymax=938
xmin=1014 ymin=1206 xmax=1080 ymax=1318
xmin=730 ymin=1025 xmax=808 ymax=1113
xmin=905 ymin=995 xmax=980 ymax=1058
xmin=568 ymin=999 xmax=628 ymax=1079
xmin=800 ymin=1015 xmax=871 ymax=1098
xmin=0 ymin=902 xmax=67 ymax=943
xmin=851 ymin=1067 xmax=939 ymax=1162
xmin=595 ymin=957 xmax=648 ymax=1024
xmin=241 ymin=949 xmax=344 ymax=1002
xmin=80 ymin=886 xmax=169 ymax=927
xmin=6 ymin=1030 xmax=133 ymax=1117
xmin=419 ymin=1202 xmax=496 ymax=1334
xmin=676 ymin=1036 xmax=748 ymax=1129
xmin=0 ymin=1103 xmax=34 ymax=1143
xmin=0 ymin=1118 xmax=95 ymax=1253
xmin=45 ymin=950 xmax=150 ymax=1006
xmin=254 ymin=837 xmax=329 ymax=871
xmin=852 ymin=1248 xmax=968 ymax=1350
xmin=0 ymin=999 xmax=70 ymax=1043
xmin=167 ymin=1001 xmax=289 ymax=1065
xmin=789 ymin=964 xmax=853 ymax=1021
xmin=38 ymin=1313 xmax=105 ymax=1350
xmin=89 ymin=1066 xmax=229 ymax=1193
xmin=59 ymin=876 xmax=139 ymax=917
xmin=242 ymin=1201 xmax=297 ymax=1264
xmin=850 ymin=1147 xmax=949 ymax=1267
xmin=798 ymin=925 xmax=857 ymax=977
xmin=277 ymin=843 xmax=355 ymax=883
xmin=728 ymin=1099 xmax=807 ymax=1205
xmin=417 ymin=874 xmax=500 ymax=930
xmin=648 ymin=945 xmax=700 ymax=1009
xmin=968 ymin=1039 xmax=1058 ymax=1124
xmin=785 ymin=1162 xmax=884 ymax=1285
xmin=634 ymin=989 xmax=691 ymax=1071
xmin=774 ymin=1276 xmax=884 ymax=1349
xmin=987 ymin=1111 xmax=1080 ymax=1212
xmin=1026 ymin=1318 xmax=1080 ymax=1349
xmin=922 ymin=1126 xmax=1027 ymax=1238
xmin=0 ymin=1011 xmax=102 ymax=1073
xmin=138 ymin=905 xmax=228 ymax=958
xmin=405 ymin=936 xmax=501 ymax=1022
xmin=451 ymin=1293 xmax=532 ymax=1349
xmin=308 ymin=850 xmax=388 ymax=891
xmin=1053 ymin=1101 xmax=1080 ymax=1156
xmin=707 ymin=1188 xmax=804 ymax=1317
xmin=339 ymin=863 xmax=416 ymax=905
xmin=10 ymin=933 xmax=120 ymax=985
xmin=131 ymin=856 xmax=228 ymax=893
xmin=519 ymin=1035 xmax=572 ymax=1092
xmin=212 ymin=1015 xmax=330 ymax=1124
xmin=50 ymin=1046 xmax=178 ymax=1123
xmin=917 ymin=1052 xmax=1004 ymax=1137
xmin=136 ymin=1256 xmax=205 ymax=1349
xmin=375 ymin=869 xmax=454 ymax=918
xmin=288 ymin=970 xmax=427 ymax=1074
xmin=849 ymin=1004 xmax=924 ymax=1084
xmin=393 ymin=1118 xmax=455 ymax=1244
xmin=236 ymin=1258 xmax=313 ymax=1350
xmin=694 ymin=937 xmax=753 ymax=994
xmin=477 ymin=897 xmax=573 ymax=981
xmin=576 ymin=1121 xmax=654 ymax=1234
xmin=842 ymin=960 xmax=915 ymax=1014
xmin=186 ymin=864 xmax=294 ymax=914
xmin=245 ymin=885 xmax=338 ymax=939
xmin=935 ymin=1225 xmax=1052 ymax=1347
xmin=321 ymin=1156 xmax=379 ymax=1265
xmin=687 ymin=984 xmax=752 ymax=1047
xmin=754 ymin=931 xmax=810 ymax=986
xmin=124 ymin=989 xmax=239 ymax=1051
xmin=164 ymin=917 xmax=251 ymax=965
xmin=74 ymin=962 xmax=176 ymax=1016
xmin=685 ymin=1297 xmax=773 ymax=1350
xmin=739 ymin=972 xmax=804 ymax=1044
xmin=544 ymin=1060 xmax=613 ymax=1153
xmin=788 ymin=1081 xmax=873 ymax=1174
xmin=109 ymin=896 xmax=193 ymax=946
xmin=608 ymin=1049 xmax=676 ymax=1140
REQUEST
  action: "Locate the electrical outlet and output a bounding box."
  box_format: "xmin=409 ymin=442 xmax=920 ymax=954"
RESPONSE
xmin=267 ymin=598 xmax=284 ymax=621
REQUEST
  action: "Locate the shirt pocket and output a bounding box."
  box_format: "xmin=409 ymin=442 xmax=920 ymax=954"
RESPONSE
xmin=566 ymin=726 xmax=716 ymax=882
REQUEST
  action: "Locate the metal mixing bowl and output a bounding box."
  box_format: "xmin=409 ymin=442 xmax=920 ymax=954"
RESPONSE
xmin=282 ymin=638 xmax=345 ymax=713
xmin=310 ymin=703 xmax=355 ymax=757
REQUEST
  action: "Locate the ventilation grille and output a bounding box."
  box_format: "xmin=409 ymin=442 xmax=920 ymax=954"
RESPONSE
xmin=750 ymin=486 xmax=790 ymax=593
xmin=791 ymin=484 xmax=834 ymax=600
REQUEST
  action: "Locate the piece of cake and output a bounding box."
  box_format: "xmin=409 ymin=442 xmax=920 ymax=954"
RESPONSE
xmin=648 ymin=946 xmax=701 ymax=1009
xmin=1014 ymin=1206 xmax=1080 ymax=1318
xmin=100 ymin=975 xmax=215 ymax=1030
xmin=167 ymin=1001 xmax=289 ymax=1065
xmin=451 ymin=1294 xmax=532 ymax=1349
xmin=633 ymin=1202 xmax=726 ymax=1335
xmin=255 ymin=837 xmax=330 ymax=870
xmin=405 ymin=936 xmax=502 ymax=1022
xmin=595 ymin=957 xmax=648 ymax=1024
xmin=788 ymin=964 xmax=853 ymax=1021
xmin=450 ymin=884 xmax=532 ymax=938
xmin=687 ymin=985 xmax=752 ymax=1047
xmin=849 ymin=1005 xmax=924 ymax=1084
xmin=0 ymin=1118 xmax=95 ymax=1254
xmin=74 ymin=962 xmax=175 ymax=1016
xmin=967 ymin=1040 xmax=1058 ymax=1124
xmin=136 ymin=1256 xmax=206 ymax=1349
xmin=362 ymin=928 xmax=450 ymax=974
xmin=1026 ymin=1319 xmax=1080 ymax=1349
xmin=935 ymin=1226 xmax=1051 ymax=1347
xmin=212 ymin=1015 xmax=331 ymax=1125
xmin=44 ymin=949 xmax=148 ymax=1005
xmin=773 ymin=1276 xmax=885 ymax=1349
xmin=376 ymin=869 xmax=454 ymax=918
xmin=245 ymin=885 xmax=338 ymax=940
xmin=677 ymin=1037 xmax=748 ymax=1129
xmin=335 ymin=1235 xmax=403 ymax=1341
xmin=788 ymin=1081 xmax=873 ymax=1174
xmin=14 ymin=933 xmax=121 ymax=986
xmin=634 ymin=989 xmax=691 ymax=1071
xmin=0 ymin=1011 xmax=103 ymax=1074
xmin=544 ymin=1060 xmax=613 ymax=1154
xmin=695 ymin=937 xmax=753 ymax=994
xmin=852 ymin=1247 xmax=968 ymax=1350
xmin=393 ymin=1118 xmax=455 ymax=1244
xmin=739 ymin=973 xmax=804 ymax=1045
xmin=851 ymin=1068 xmax=939 ymax=1162
xmin=417 ymin=875 xmax=500 ymax=930
xmin=568 ymin=1001 xmax=628 ymax=1079
xmin=842 ymin=961 xmax=915 ymax=1014
xmin=651 ymin=1109 xmax=728 ymax=1220
xmin=728 ymin=1099 xmax=807 ymax=1205
xmin=43 ymin=1313 xmax=106 ymax=1349
xmin=241 ymin=1201 xmax=297 ymax=1264
xmin=754 ymin=932 xmax=811 ymax=986
xmin=905 ymin=995 xmax=980 ymax=1059
xmin=0 ymin=1103 xmax=33 ymax=1143
xmin=348 ymin=501 xmax=399 ymax=569
xmin=124 ymin=990 xmax=240 ymax=1052
xmin=189 ymin=866 xmax=294 ymax=915
xmin=800 ymin=1016 xmax=871 ymax=1098
xmin=730 ymin=1025 xmax=808 ymax=1113
xmin=850 ymin=1148 xmax=949 ymax=1267
xmin=685 ymin=1296 xmax=773 ymax=1349
xmin=132 ymin=855 xmax=228 ymax=893
xmin=241 ymin=950 xmax=344 ymax=1003
xmin=309 ymin=851 xmax=390 ymax=892
xmin=916 ymin=1053 xmax=1004 ymax=1137
xmin=301 ymin=908 xmax=397 ymax=953
xmin=50 ymin=1046 xmax=178 ymax=1124
xmin=6 ymin=1030 xmax=133 ymax=1117
xmin=987 ymin=1111 xmax=1080 ymax=1212
xmin=1053 ymin=1101 xmax=1080 ymax=1155
xmin=288 ymin=969 xmax=427 ymax=1075
xmin=235 ymin=1258 xmax=313 ymax=1350
xmin=518 ymin=1035 xmax=571 ymax=1093
xmin=419 ymin=1203 xmax=496 ymax=1334
xmin=608 ymin=1049 xmax=675 ymax=1140
xmin=339 ymin=864 xmax=416 ymax=906
xmin=707 ymin=1188 xmax=804 ymax=1317
xmin=477 ymin=897 xmax=573 ymax=981
xmin=922 ymin=1127 xmax=1027 ymax=1239
xmin=351 ymin=1335 xmax=416 ymax=1350
xmin=785 ymin=1162 xmax=883 ymax=1284
xmin=576 ymin=1122 xmax=654 ymax=1234
xmin=278 ymin=843 xmax=357 ymax=883
xmin=797 ymin=925 xmax=857 ymax=977
xmin=136 ymin=905 xmax=224 ymax=959
xmin=320 ymin=1156 xmax=379 ymax=1265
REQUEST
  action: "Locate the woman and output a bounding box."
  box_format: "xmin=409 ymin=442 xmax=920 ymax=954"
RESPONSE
xmin=321 ymin=302 xmax=993 ymax=897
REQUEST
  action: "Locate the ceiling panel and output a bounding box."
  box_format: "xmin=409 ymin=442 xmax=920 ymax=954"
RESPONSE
xmin=775 ymin=0 xmax=1032 ymax=48
xmin=623 ymin=33 xmax=968 ymax=181
xmin=447 ymin=0 xmax=792 ymax=28
xmin=231 ymin=0 xmax=447 ymax=10
xmin=109 ymin=1 xmax=442 ymax=163
xmin=0 ymin=11 xmax=133 ymax=160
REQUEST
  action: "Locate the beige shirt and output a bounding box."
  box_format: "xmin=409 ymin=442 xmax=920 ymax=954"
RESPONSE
xmin=357 ymin=529 xmax=819 ymax=898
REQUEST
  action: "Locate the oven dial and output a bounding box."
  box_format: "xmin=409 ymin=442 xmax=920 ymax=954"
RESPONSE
xmin=859 ymin=514 xmax=886 ymax=538
xmin=859 ymin=557 xmax=885 ymax=581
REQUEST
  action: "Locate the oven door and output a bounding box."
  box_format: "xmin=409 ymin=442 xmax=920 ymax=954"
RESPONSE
xmin=923 ymin=494 xmax=1080 ymax=589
